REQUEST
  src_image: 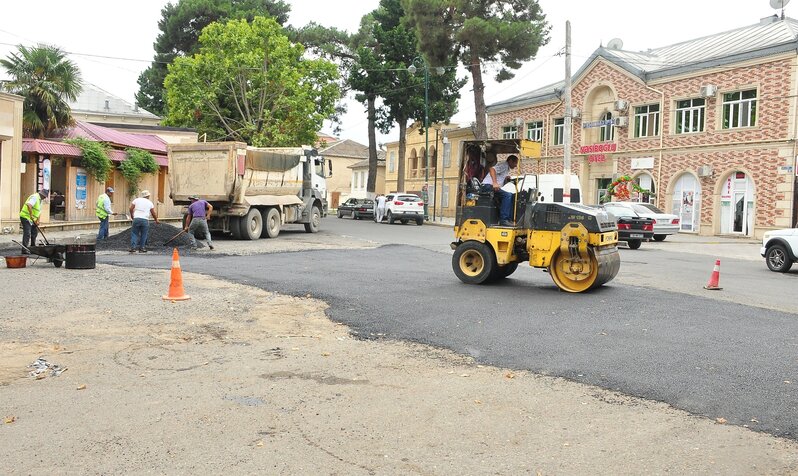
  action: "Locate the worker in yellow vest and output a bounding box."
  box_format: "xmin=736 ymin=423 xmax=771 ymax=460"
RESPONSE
xmin=19 ymin=189 xmax=49 ymax=253
xmin=96 ymin=187 xmax=114 ymax=240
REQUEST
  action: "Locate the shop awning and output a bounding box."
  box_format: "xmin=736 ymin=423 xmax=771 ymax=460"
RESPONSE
xmin=23 ymin=139 xmax=168 ymax=166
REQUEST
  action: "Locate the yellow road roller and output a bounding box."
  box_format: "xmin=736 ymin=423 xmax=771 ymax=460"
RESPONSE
xmin=451 ymin=139 xmax=620 ymax=292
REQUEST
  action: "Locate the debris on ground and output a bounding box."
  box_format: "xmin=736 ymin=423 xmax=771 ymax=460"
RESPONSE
xmin=96 ymin=222 xmax=203 ymax=252
xmin=28 ymin=357 xmax=67 ymax=378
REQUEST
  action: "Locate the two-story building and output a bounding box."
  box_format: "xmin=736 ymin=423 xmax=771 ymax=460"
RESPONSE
xmin=487 ymin=14 xmax=798 ymax=238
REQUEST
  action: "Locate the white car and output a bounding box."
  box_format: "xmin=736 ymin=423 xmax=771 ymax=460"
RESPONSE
xmin=382 ymin=193 xmax=424 ymax=225
xmin=761 ymin=227 xmax=798 ymax=272
xmin=614 ymin=202 xmax=680 ymax=241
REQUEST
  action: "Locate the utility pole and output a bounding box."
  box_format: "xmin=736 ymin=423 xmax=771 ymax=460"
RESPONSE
xmin=563 ymin=20 xmax=572 ymax=203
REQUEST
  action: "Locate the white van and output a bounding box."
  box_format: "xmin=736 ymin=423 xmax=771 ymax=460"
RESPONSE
xmin=502 ymin=173 xmax=582 ymax=204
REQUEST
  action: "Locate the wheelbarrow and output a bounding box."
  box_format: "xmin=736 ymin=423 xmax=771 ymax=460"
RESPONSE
xmin=12 ymin=240 xmax=66 ymax=267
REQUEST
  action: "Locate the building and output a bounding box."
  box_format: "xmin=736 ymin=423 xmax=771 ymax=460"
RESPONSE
xmin=383 ymin=123 xmax=475 ymax=219
xmin=487 ymin=14 xmax=798 ymax=238
xmin=0 ymin=92 xmax=23 ymax=233
xmin=319 ymin=139 xmax=373 ymax=209
xmin=348 ymin=154 xmax=386 ymax=199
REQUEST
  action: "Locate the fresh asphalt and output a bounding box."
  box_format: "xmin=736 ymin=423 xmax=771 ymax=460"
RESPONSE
xmin=100 ymin=217 xmax=798 ymax=440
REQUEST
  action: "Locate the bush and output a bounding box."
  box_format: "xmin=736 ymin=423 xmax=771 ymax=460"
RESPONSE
xmin=65 ymin=138 xmax=112 ymax=182
xmin=120 ymin=148 xmax=160 ymax=196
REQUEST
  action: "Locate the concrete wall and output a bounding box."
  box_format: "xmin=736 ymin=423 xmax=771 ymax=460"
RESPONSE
xmin=0 ymin=93 xmax=23 ymax=232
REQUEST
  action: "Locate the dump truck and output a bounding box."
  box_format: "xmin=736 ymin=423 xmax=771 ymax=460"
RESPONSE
xmin=168 ymin=142 xmax=331 ymax=239
xmin=452 ymin=139 xmax=620 ymax=293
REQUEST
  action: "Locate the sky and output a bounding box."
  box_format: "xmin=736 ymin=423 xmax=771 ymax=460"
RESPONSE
xmin=0 ymin=0 xmax=790 ymax=146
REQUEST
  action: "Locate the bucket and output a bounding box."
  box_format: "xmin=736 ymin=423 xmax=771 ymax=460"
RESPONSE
xmin=65 ymin=244 xmax=95 ymax=269
xmin=4 ymin=256 xmax=28 ymax=268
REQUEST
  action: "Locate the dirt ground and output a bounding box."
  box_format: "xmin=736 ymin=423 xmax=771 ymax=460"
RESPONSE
xmin=2 ymin=243 xmax=798 ymax=474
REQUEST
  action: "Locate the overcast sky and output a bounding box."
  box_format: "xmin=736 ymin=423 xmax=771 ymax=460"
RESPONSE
xmin=0 ymin=0 xmax=789 ymax=146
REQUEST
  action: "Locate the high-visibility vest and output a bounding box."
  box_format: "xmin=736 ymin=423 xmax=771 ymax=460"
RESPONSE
xmin=19 ymin=193 xmax=42 ymax=221
xmin=96 ymin=193 xmax=110 ymax=219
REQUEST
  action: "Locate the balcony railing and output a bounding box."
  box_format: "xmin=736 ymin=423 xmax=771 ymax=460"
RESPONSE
xmin=407 ymin=167 xmax=436 ymax=179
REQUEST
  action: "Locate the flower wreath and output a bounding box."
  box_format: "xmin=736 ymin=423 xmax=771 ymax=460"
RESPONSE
xmin=602 ymin=175 xmax=650 ymax=203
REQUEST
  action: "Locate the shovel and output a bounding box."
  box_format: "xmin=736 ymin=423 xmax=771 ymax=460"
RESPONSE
xmin=163 ymin=229 xmax=187 ymax=246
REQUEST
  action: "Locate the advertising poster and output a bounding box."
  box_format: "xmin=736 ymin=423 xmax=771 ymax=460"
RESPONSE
xmin=75 ymin=168 xmax=88 ymax=209
xmin=37 ymin=157 xmax=51 ymax=196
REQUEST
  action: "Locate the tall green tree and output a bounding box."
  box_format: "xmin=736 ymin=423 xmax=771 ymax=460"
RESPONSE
xmin=0 ymin=44 xmax=82 ymax=138
xmin=136 ymin=0 xmax=291 ymax=116
xmin=371 ymin=0 xmax=464 ymax=192
xmin=164 ymin=16 xmax=339 ymax=147
xmin=402 ymin=0 xmax=549 ymax=139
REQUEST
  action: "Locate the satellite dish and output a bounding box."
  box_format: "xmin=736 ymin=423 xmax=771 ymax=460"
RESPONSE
xmin=607 ymin=38 xmax=624 ymax=50
xmin=770 ymin=0 xmax=790 ymax=9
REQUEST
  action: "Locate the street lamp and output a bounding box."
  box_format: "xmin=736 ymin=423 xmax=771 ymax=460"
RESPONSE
xmin=408 ymin=57 xmax=444 ymax=220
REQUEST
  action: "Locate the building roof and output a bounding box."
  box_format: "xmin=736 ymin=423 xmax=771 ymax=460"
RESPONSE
xmin=349 ymin=156 xmax=386 ymax=169
xmin=319 ymin=139 xmax=370 ymax=159
xmin=488 ymin=15 xmax=798 ymax=111
xmin=23 ymin=138 xmax=168 ymax=166
xmin=69 ymin=82 xmax=159 ymax=119
xmin=52 ymin=120 xmax=167 ymax=154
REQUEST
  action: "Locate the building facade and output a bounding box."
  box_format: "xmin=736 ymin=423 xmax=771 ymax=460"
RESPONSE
xmin=487 ymin=15 xmax=798 ymax=238
xmin=384 ymin=123 xmax=475 ymax=219
xmin=0 ymin=92 xmax=23 ymax=232
xmin=348 ymin=156 xmax=386 ymax=199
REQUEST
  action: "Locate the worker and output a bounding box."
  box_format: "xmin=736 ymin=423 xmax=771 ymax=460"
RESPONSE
xmin=18 ymin=189 xmax=49 ymax=253
xmin=96 ymin=187 xmax=114 ymax=241
xmin=481 ymin=154 xmax=519 ymax=226
xmin=375 ymin=194 xmax=387 ymax=223
xmin=184 ymin=195 xmax=214 ymax=250
xmin=128 ymin=190 xmax=159 ymax=253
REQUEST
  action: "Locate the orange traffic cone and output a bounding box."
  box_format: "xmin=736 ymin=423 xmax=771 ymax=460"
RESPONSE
xmin=162 ymin=248 xmax=191 ymax=301
xmin=704 ymin=259 xmax=722 ymax=290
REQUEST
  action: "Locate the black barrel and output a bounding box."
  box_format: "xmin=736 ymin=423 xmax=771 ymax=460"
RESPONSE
xmin=65 ymin=244 xmax=96 ymax=269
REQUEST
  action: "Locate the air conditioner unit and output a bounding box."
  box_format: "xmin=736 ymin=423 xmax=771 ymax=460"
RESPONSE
xmin=614 ymin=100 xmax=628 ymax=112
xmin=571 ymin=107 xmax=581 ymax=119
xmin=697 ymin=165 xmax=713 ymax=177
xmin=613 ymin=117 xmax=628 ymax=127
xmin=699 ymin=85 xmax=717 ymax=98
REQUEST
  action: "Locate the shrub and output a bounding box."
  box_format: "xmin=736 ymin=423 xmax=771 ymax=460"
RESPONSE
xmin=120 ymin=148 xmax=160 ymax=196
xmin=65 ymin=138 xmax=112 ymax=182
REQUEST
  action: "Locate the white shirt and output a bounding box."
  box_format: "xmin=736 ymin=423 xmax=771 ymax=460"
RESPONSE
xmin=482 ymin=160 xmax=511 ymax=186
xmin=376 ymin=196 xmax=387 ymax=208
xmin=131 ymin=197 xmax=155 ymax=219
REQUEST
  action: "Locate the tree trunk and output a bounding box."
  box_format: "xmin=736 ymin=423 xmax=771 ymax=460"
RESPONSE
xmin=397 ymin=119 xmax=407 ymax=193
xmin=367 ymin=94 xmax=377 ymax=194
xmin=469 ymin=50 xmax=488 ymax=140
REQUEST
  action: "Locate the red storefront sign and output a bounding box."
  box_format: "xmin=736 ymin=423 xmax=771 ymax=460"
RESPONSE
xmin=588 ymin=154 xmax=606 ymax=163
xmin=579 ymin=143 xmax=617 ymax=154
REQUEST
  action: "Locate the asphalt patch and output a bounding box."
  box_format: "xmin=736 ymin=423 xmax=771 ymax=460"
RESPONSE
xmin=96 ymin=222 xmax=205 ymax=252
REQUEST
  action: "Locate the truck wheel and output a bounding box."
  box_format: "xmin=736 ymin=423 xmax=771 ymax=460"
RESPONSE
xmin=627 ymin=239 xmax=642 ymax=250
xmin=304 ymin=205 xmax=321 ymax=233
xmin=766 ymin=244 xmax=793 ymax=272
xmin=241 ymin=209 xmax=262 ymax=240
xmin=230 ymin=217 xmax=242 ymax=239
xmin=452 ymin=241 xmax=496 ymax=285
xmin=261 ymin=208 xmax=280 ymax=238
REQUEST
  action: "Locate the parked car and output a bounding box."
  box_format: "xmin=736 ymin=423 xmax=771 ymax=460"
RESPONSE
xmin=761 ymin=227 xmax=798 ymax=272
xmin=382 ymin=193 xmax=424 ymax=225
xmin=601 ymin=203 xmax=655 ymax=249
xmin=337 ymin=198 xmax=374 ymax=219
xmin=614 ymin=202 xmax=680 ymax=241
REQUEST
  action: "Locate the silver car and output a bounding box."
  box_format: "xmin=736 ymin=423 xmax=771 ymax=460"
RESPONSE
xmin=613 ymin=202 xmax=680 ymax=241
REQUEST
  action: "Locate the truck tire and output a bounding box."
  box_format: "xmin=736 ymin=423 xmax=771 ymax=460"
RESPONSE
xmin=304 ymin=205 xmax=321 ymax=233
xmin=230 ymin=217 xmax=242 ymax=239
xmin=241 ymin=209 xmax=262 ymax=240
xmin=261 ymin=208 xmax=281 ymax=238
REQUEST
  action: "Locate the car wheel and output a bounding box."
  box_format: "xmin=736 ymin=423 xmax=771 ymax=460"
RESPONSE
xmin=261 ymin=208 xmax=280 ymax=238
xmin=766 ymin=244 xmax=793 ymax=272
xmin=627 ymin=239 xmax=642 ymax=250
xmin=241 ymin=208 xmax=262 ymax=240
xmin=416 ymin=218 xmax=423 ymax=226
xmin=304 ymin=205 xmax=321 ymax=233
xmin=387 ymin=211 xmax=395 ymax=224
xmin=452 ymin=241 xmax=496 ymax=285
xmin=400 ymin=219 xmax=408 ymax=225
xmin=653 ymin=234 xmax=666 ymax=242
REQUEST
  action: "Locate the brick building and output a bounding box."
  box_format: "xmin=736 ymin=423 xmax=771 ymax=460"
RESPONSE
xmin=487 ymin=14 xmax=798 ymax=238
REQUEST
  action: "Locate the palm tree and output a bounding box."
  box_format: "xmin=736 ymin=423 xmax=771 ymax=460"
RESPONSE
xmin=0 ymin=44 xmax=83 ymax=138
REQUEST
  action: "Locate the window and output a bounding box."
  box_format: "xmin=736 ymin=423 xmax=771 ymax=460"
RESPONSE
xmin=389 ymin=151 xmax=396 ymax=173
xmin=596 ymin=178 xmax=612 ymax=203
xmin=723 ymin=89 xmax=757 ymax=129
xmin=442 ymin=182 xmax=450 ymax=208
xmin=599 ymin=112 xmax=614 ymax=142
xmin=443 ymin=142 xmax=452 ymax=168
xmin=502 ymin=125 xmax=518 ymax=139
xmin=526 ymin=121 xmax=543 ymax=141
xmin=675 ymin=98 xmax=705 ymax=134
xmin=553 ymin=118 xmax=565 ymax=145
xmin=634 ymin=104 xmax=660 ymax=138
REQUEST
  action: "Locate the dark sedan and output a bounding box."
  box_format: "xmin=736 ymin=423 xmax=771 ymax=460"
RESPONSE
xmin=602 ymin=203 xmax=655 ymax=249
xmin=337 ymin=198 xmax=375 ymax=220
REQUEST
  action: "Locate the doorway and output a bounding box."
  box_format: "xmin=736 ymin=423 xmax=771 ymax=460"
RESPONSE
xmin=719 ymin=171 xmax=754 ymax=235
xmin=671 ymin=173 xmax=701 ymax=232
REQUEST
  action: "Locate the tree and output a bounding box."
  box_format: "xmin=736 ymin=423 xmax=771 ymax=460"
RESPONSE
xmin=401 ymin=0 xmax=549 ymax=139
xmin=136 ymin=0 xmax=291 ymax=116
xmin=164 ymin=16 xmax=339 ymax=147
xmin=0 ymin=44 xmax=82 ymax=138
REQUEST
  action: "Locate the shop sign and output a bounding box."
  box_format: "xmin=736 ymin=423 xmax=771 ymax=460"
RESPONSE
xmin=582 ymin=119 xmax=614 ymax=129
xmin=588 ymin=154 xmax=606 ymax=163
xmin=75 ymin=168 xmax=88 ymax=209
xmin=37 ymin=157 xmax=51 ymax=194
xmin=579 ymin=143 xmax=617 ymax=154
xmin=720 ymin=177 xmax=732 ymax=201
